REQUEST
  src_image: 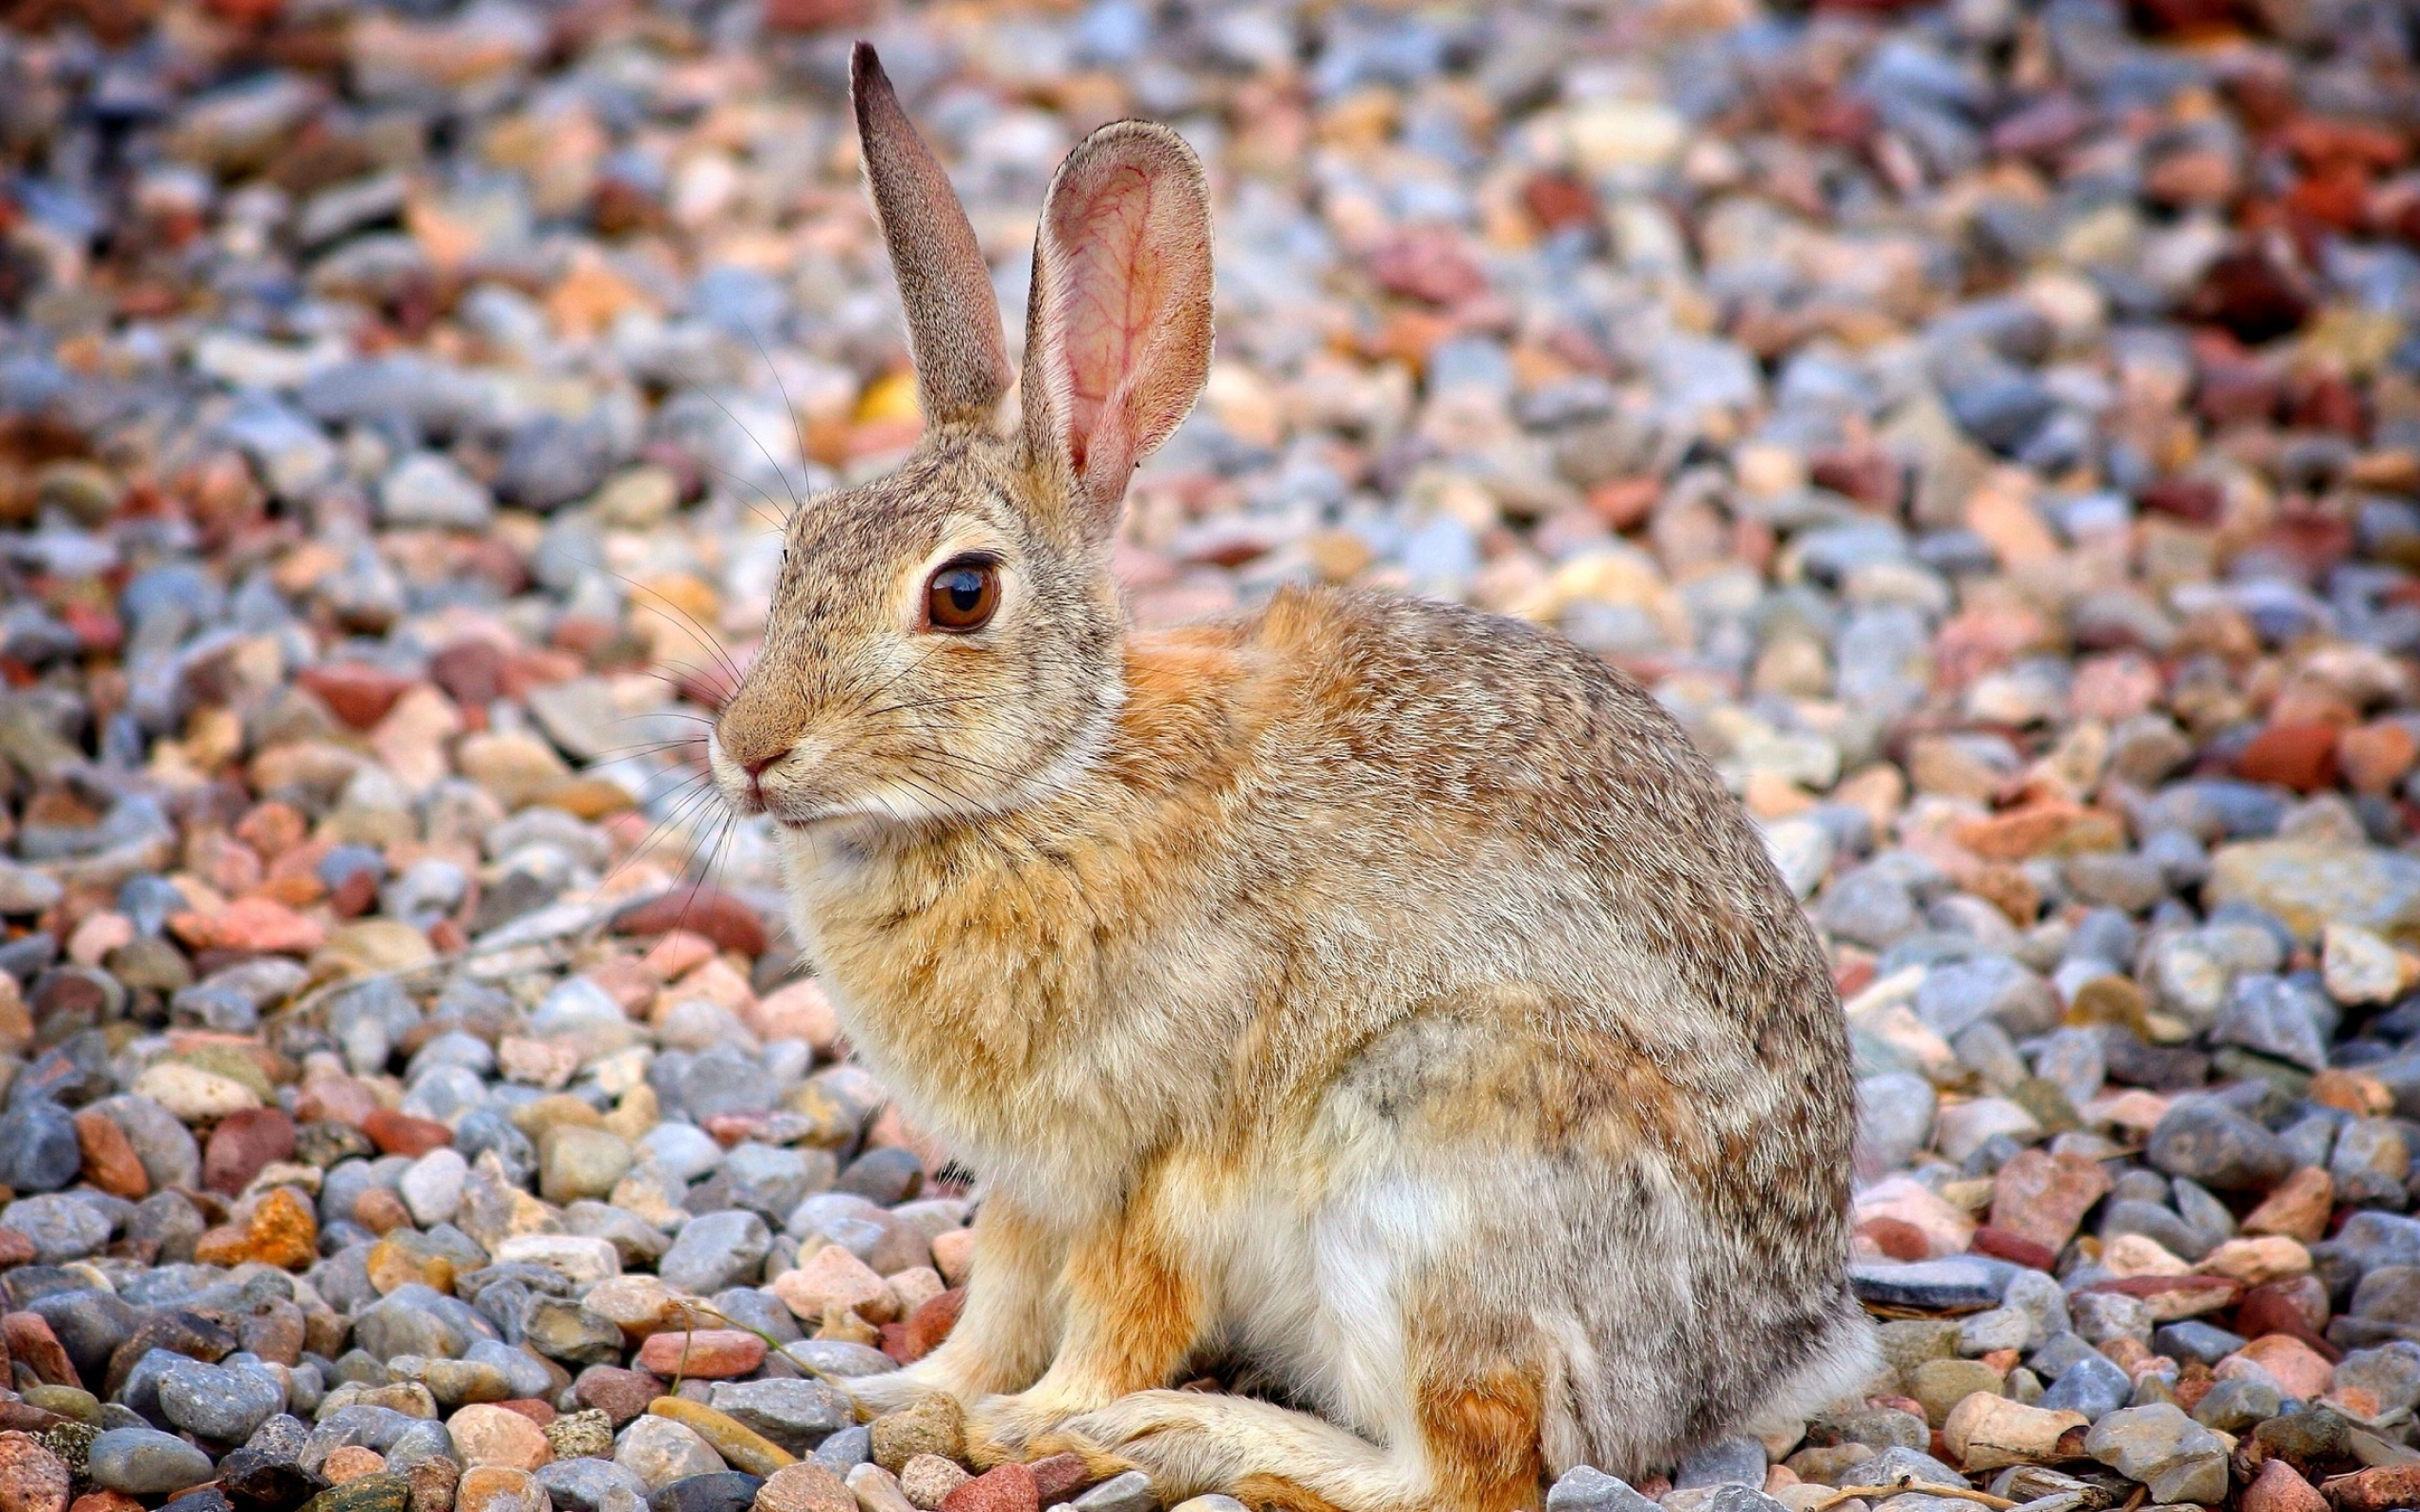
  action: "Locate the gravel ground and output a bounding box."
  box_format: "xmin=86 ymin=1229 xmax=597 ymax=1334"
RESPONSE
xmin=6 ymin=0 xmax=2420 ymax=1507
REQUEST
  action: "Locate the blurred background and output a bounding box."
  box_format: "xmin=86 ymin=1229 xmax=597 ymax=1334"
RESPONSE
xmin=5 ymin=0 xmax=2420 ymax=1116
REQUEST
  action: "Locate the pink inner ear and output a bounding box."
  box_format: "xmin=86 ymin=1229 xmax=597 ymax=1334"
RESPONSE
xmin=1049 ymin=163 xmax=1167 ymax=477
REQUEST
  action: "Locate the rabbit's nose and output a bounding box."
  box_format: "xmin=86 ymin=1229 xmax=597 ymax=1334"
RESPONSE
xmin=740 ymin=750 xmax=781 ymax=805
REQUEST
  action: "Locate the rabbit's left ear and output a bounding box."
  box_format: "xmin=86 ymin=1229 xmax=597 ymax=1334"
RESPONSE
xmin=1020 ymin=120 xmax=1214 ymax=537
xmin=853 ymin=42 xmax=1012 ymax=429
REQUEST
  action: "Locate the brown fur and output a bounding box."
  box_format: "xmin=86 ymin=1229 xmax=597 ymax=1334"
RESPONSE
xmin=711 ymin=47 xmax=1876 ymax=1512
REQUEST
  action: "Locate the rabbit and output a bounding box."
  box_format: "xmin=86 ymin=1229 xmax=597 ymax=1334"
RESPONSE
xmin=708 ymin=41 xmax=1878 ymax=1512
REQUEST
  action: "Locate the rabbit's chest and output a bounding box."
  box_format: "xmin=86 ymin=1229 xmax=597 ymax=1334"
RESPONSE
xmin=778 ymin=821 xmax=1263 ymax=1213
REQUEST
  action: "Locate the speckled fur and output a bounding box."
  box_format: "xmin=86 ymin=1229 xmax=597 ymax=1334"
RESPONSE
xmin=710 ymin=46 xmax=1875 ymax=1512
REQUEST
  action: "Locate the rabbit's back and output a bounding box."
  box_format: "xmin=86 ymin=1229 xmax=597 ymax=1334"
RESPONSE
xmin=1179 ymin=581 xmax=1856 ymax=1230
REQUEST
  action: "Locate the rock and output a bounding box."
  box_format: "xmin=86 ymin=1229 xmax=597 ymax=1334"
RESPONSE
xmin=697 ymin=1383 xmax=846 ymax=1456
xmin=574 ymin=1369 xmax=666 ymax=1427
xmin=380 ymin=455 xmax=493 ymax=530
xmin=542 ymin=1412 xmax=614 ymax=1463
xmin=613 ymin=891 xmax=766 ymax=960
xmin=657 ymin=1214 xmax=769 ymax=1296
xmin=868 ymin=1400 xmax=961 ymax=1476
xmin=0 ymin=1106 xmax=82 ymax=1196
xmin=2083 ymin=1405 xmax=2227 ymax=1503
xmin=2205 ymin=843 xmax=2420 ymax=945
xmin=2149 ymin=1100 xmax=2298 ymax=1191
xmin=1909 ymin=1359 xmax=2004 ymax=1426
xmin=1066 ymin=1474 xmax=1155 ymax=1512
xmin=631 ymin=1333 xmax=764 ymax=1381
xmin=613 ymin=1418 xmax=723 ymax=1490
xmin=2243 ymin=1457 xmax=2327 ymax=1512
xmin=1943 ymin=1396 xmax=2085 ymax=1470
xmin=535 ymin=1460 xmax=649 ymax=1512
xmin=0 ymin=1433 xmax=70 ymax=1512
xmin=644 ymin=1472 xmax=760 ymax=1512
xmin=158 ymin=1358 xmax=283 ymax=1441
xmin=896 ymin=1457 xmax=969 ymax=1511
xmin=300 ymin=1474 xmax=412 ymax=1512
xmin=2321 ymin=1465 xmax=2420 ymax=1512
xmin=936 ymin=1464 xmax=1036 ymax=1512
xmin=753 ymin=1462 xmax=855 ymax=1512
xmin=455 ymin=1468 xmax=549 ymax=1512
xmin=2325 ymin=924 xmax=2414 ymax=1005
xmin=771 ymin=1248 xmax=891 ymax=1325
xmin=1989 ymin=1149 xmax=2112 ymax=1250
xmin=448 ymin=1406 xmax=551 ymax=1470
xmin=83 ymin=1430 xmax=216 ymax=1497
xmin=639 ymin=1403 xmax=787 ymax=1478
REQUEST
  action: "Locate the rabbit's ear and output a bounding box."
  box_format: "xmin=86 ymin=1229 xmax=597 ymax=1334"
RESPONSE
xmin=1022 ymin=120 xmax=1213 ymax=534
xmin=852 ymin=43 xmax=1011 ymax=429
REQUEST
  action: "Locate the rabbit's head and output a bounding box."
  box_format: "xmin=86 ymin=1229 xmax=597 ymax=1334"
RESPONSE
xmin=711 ymin=44 xmax=1212 ymax=830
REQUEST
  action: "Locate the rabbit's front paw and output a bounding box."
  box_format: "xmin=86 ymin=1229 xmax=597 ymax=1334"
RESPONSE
xmin=843 ymin=1366 xmax=959 ymax=1417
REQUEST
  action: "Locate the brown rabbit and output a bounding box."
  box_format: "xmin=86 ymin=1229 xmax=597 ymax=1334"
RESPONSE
xmin=709 ymin=43 xmax=1876 ymax=1512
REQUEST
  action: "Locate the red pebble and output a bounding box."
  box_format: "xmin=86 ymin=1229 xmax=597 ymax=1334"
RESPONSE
xmin=904 ymin=1288 xmax=964 ymax=1363
xmin=612 ymin=886 xmax=768 ymax=959
xmin=204 ymin=1108 xmax=297 ymax=1195
xmin=1970 ymin=1226 xmax=2059 ymax=1271
xmin=940 ymin=1463 xmax=1039 ymax=1512
xmin=296 ymin=664 xmax=415 ymax=730
xmin=361 ymin=1108 xmax=452 ymax=1158
xmin=2238 ymin=723 xmax=2340 ymax=793
xmin=1027 ymin=1454 xmax=1088 ymax=1507
xmin=2 ymin=1315 xmax=74 ymax=1388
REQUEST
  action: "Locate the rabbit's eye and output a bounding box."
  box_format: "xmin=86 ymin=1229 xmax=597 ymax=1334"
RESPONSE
xmin=925 ymin=558 xmax=1000 ymax=632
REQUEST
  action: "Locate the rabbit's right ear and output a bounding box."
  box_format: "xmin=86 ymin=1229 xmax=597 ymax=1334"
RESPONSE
xmin=852 ymin=43 xmax=1011 ymax=429
xmin=1021 ymin=120 xmax=1213 ymax=539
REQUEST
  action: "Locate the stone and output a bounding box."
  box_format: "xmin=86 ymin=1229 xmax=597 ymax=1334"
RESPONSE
xmin=1989 ymin=1150 xmax=2112 ymax=1251
xmin=2242 ymin=1458 xmax=2326 ymax=1512
xmin=83 ymin=1430 xmax=216 ymax=1497
xmin=1909 ymin=1359 xmax=2004 ymax=1425
xmin=2205 ymin=843 xmax=2420 ymax=945
xmin=698 ymin=1382 xmax=847 ymax=1455
xmin=544 ymin=1411 xmax=614 ymax=1463
xmin=613 ymin=891 xmax=766 ymax=961
xmin=302 ymin=1475 xmax=412 ymax=1512
xmin=0 ymin=1433 xmax=70 ymax=1512
xmin=771 ymin=1247 xmax=891 ymax=1325
xmin=456 ymin=1468 xmax=549 ymax=1512
xmin=657 ymin=1214 xmax=770 ymax=1296
xmin=534 ymin=1460 xmax=648 ymax=1512
xmin=613 ymin=1418 xmax=723 ymax=1490
xmin=1942 ymin=1396 xmax=2084 ymax=1470
xmin=323 ymin=1448 xmax=389 ymax=1485
xmin=868 ymin=1400 xmax=961 ymax=1476
xmin=640 ymin=1403 xmax=787 ymax=1477
xmin=2083 ymin=1405 xmax=2226 ymax=1504
xmin=2325 ymin=924 xmax=2414 ymax=1005
xmin=541 ymin=1129 xmax=634 ymax=1206
xmin=2148 ymin=1101 xmax=2297 ymax=1192
xmin=896 ymin=1457 xmax=970 ymax=1510
xmin=2243 ymin=1168 xmax=2334 ymax=1242
xmin=631 ymin=1333 xmax=765 ymax=1381
xmin=194 ymin=1187 xmax=318 ymax=1270
xmin=159 ymin=1358 xmax=284 ymax=1441
xmin=449 ymin=1406 xmax=551 ymax=1470
xmin=70 ymin=1113 xmax=147 ymax=1200
xmin=2321 ymin=1465 xmax=2420 ymax=1512
xmin=753 ymin=1462 xmax=855 ymax=1512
